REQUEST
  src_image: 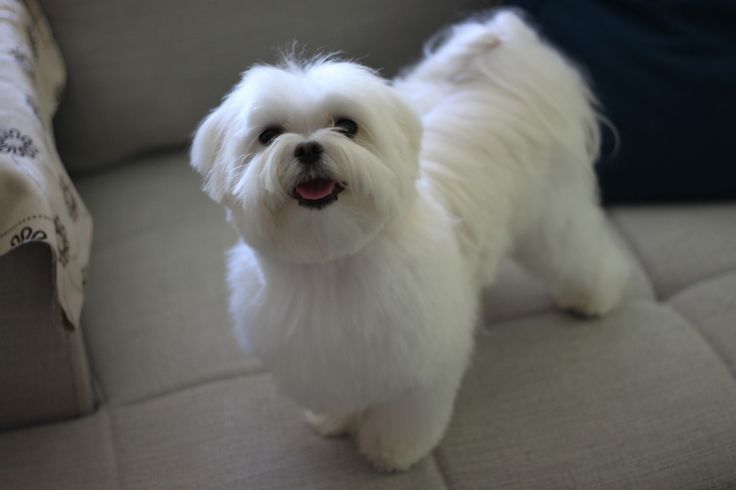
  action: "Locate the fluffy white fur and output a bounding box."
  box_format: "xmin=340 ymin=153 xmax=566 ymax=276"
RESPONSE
xmin=190 ymin=11 xmax=629 ymax=471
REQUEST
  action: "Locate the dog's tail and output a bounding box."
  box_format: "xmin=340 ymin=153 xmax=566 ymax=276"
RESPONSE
xmin=406 ymin=10 xmax=602 ymax=166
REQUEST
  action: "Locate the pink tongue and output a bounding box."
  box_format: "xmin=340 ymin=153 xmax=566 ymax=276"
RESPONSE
xmin=296 ymin=179 xmax=336 ymax=201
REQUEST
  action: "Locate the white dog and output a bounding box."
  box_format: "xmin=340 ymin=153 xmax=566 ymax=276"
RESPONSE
xmin=190 ymin=11 xmax=629 ymax=471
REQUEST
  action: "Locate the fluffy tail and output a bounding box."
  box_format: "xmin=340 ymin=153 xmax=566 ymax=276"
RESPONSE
xmin=406 ymin=10 xmax=602 ymax=166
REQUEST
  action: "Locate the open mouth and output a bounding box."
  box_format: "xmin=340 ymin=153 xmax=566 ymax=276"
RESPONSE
xmin=293 ymin=178 xmax=345 ymax=209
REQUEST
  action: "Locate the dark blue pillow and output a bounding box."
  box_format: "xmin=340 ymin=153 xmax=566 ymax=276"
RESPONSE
xmin=504 ymin=0 xmax=736 ymax=202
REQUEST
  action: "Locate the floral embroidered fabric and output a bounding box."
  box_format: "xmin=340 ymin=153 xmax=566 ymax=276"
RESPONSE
xmin=0 ymin=0 xmax=92 ymax=329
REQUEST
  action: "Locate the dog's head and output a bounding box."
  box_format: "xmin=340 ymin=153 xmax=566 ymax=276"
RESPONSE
xmin=191 ymin=59 xmax=422 ymax=263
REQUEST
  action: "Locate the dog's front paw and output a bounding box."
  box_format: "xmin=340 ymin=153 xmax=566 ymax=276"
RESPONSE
xmin=357 ymin=429 xmax=428 ymax=472
xmin=353 ymin=380 xmax=461 ymax=471
xmin=558 ymin=295 xmax=609 ymax=319
xmin=304 ymin=410 xmax=357 ymax=438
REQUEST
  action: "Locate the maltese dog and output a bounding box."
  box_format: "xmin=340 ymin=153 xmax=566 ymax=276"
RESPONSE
xmin=190 ymin=11 xmax=629 ymax=471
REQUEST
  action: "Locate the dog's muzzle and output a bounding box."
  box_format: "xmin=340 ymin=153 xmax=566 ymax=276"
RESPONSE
xmin=291 ymin=141 xmax=346 ymax=210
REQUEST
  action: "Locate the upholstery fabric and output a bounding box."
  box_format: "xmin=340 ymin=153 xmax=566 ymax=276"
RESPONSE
xmin=0 ymin=242 xmax=94 ymax=429
xmin=0 ymin=0 xmax=92 ymax=329
xmin=73 ymin=153 xmax=260 ymax=405
xmin=3 ymin=153 xmax=733 ymax=488
xmin=670 ymin=273 xmax=736 ymax=376
xmin=610 ymin=204 xmax=736 ymax=299
xmin=38 ymin=0 xmax=487 ymax=173
xmin=0 ymin=411 xmax=117 ymax=489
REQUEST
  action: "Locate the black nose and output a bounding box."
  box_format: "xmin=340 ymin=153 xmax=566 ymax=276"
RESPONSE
xmin=294 ymin=141 xmax=324 ymax=165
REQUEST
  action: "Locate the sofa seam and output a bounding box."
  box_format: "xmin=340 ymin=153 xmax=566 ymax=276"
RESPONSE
xmin=104 ymin=409 xmax=124 ymax=490
xmin=113 ymin=367 xmax=267 ymax=408
xmin=83 ymin=337 xmax=111 ymax=405
xmin=55 ymin=290 xmax=87 ymax=418
xmin=482 ymin=305 xmax=556 ymax=329
xmin=65 ymin=333 xmax=84 ymax=417
xmin=88 ymin=216 xmax=223 ymax=252
xmin=607 ymin=211 xmax=660 ymax=301
xmin=432 ymin=450 xmax=452 ymax=490
xmin=667 ymin=302 xmax=736 ymax=382
xmin=480 ymin=297 xmax=655 ymax=332
xmin=666 ymin=265 xmax=736 ymax=303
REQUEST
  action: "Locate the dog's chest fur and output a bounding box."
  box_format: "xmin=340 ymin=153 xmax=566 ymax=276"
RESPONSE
xmin=228 ymin=203 xmax=476 ymax=413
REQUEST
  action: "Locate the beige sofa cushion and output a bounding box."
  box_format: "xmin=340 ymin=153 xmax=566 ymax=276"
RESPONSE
xmin=4 ymin=152 xmax=729 ymax=487
xmin=39 ymin=0 xmax=486 ymax=173
xmin=0 ymin=242 xmax=94 ymax=429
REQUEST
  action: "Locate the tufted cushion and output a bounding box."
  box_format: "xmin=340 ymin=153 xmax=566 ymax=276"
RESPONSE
xmin=4 ymin=153 xmax=734 ymax=488
xmin=38 ymin=0 xmax=488 ymax=173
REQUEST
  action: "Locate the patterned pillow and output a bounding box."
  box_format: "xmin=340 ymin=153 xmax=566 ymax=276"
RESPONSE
xmin=0 ymin=0 xmax=92 ymax=329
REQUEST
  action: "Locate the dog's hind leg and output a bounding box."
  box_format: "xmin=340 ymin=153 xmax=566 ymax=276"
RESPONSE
xmin=512 ymin=194 xmax=630 ymax=317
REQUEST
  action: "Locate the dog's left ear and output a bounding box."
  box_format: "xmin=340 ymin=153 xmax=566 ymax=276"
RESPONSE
xmin=190 ymin=104 xmax=232 ymax=202
xmin=389 ymin=90 xmax=423 ymax=161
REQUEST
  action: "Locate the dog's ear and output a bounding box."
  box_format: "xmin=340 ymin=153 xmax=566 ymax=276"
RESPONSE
xmin=390 ymin=93 xmax=423 ymax=160
xmin=385 ymin=89 xmax=423 ymax=184
xmin=190 ymin=104 xmax=232 ymax=202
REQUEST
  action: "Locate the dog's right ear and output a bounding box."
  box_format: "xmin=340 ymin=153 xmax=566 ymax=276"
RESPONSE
xmin=190 ymin=105 xmax=232 ymax=202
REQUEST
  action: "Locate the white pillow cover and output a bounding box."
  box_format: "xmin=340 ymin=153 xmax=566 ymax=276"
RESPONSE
xmin=0 ymin=0 xmax=92 ymax=329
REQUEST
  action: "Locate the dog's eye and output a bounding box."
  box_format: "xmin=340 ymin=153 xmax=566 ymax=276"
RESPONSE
xmin=258 ymin=127 xmax=283 ymax=146
xmin=333 ymin=118 xmax=358 ymax=138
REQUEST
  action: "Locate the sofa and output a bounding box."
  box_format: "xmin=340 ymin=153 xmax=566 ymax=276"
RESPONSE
xmin=1 ymin=1 xmax=735 ymax=488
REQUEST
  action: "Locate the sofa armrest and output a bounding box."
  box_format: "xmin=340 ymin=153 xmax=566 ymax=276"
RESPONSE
xmin=0 ymin=242 xmax=94 ymax=430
